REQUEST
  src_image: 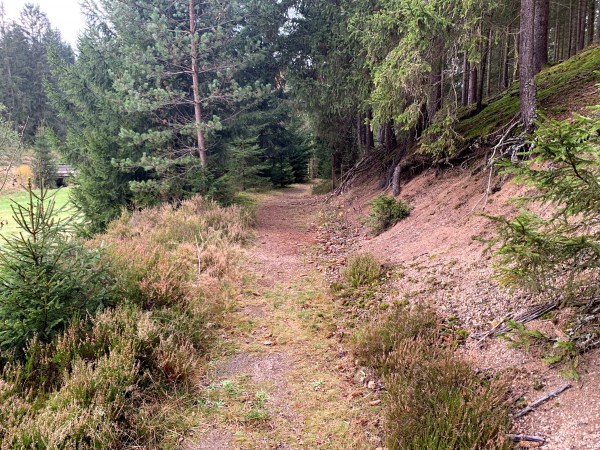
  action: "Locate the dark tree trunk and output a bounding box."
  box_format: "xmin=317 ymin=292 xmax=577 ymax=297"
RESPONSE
xmin=578 ymin=0 xmax=586 ymax=51
xmin=520 ymin=0 xmax=538 ymax=131
xmin=377 ymin=126 xmax=384 ymax=147
xmin=501 ymin=27 xmax=511 ymax=90
xmin=357 ymin=112 xmax=364 ymax=154
xmin=384 ymin=122 xmax=397 ymax=154
xmin=596 ymin=0 xmax=600 ymax=41
xmin=554 ymin=12 xmax=561 ymax=62
xmin=462 ymin=53 xmax=470 ymax=106
xmin=468 ymin=65 xmax=478 ymax=105
xmin=587 ymin=0 xmax=595 ymax=44
xmin=569 ymin=0 xmax=577 ymax=56
xmin=485 ymin=29 xmax=493 ymax=98
xmin=365 ymin=110 xmax=374 ymax=149
xmin=534 ymin=0 xmax=550 ymax=73
xmin=478 ymin=27 xmax=493 ymax=109
xmin=513 ymin=28 xmax=520 ymax=82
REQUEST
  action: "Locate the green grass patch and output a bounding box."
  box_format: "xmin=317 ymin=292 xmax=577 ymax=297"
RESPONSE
xmin=343 ymin=253 xmax=382 ymax=288
xmin=0 ymin=187 xmax=74 ymax=236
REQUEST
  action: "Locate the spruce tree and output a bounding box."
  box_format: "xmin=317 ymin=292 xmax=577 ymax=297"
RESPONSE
xmin=32 ymin=126 xmax=56 ymax=188
xmin=491 ymin=112 xmax=600 ymax=304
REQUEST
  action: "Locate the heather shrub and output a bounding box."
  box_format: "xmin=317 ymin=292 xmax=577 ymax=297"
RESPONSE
xmin=0 ymin=194 xmax=252 ymax=448
xmin=99 ymin=196 xmax=251 ymax=310
xmin=311 ymin=179 xmax=332 ymax=195
xmin=343 ymin=253 xmax=382 ymax=288
xmin=354 ymin=304 xmax=511 ymax=450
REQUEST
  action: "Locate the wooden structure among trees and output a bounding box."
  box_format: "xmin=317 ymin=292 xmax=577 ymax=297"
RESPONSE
xmin=55 ymin=164 xmax=76 ymax=187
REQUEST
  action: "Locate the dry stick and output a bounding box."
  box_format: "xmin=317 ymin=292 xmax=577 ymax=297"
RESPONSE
xmin=508 ymin=434 xmax=546 ymax=443
xmin=493 ymin=301 xmax=559 ymax=336
xmin=515 ymin=383 xmax=572 ymax=419
xmin=462 ymin=118 xmax=524 ymax=220
xmin=475 ymin=300 xmax=560 ymax=344
xmin=475 ymin=319 xmax=505 ymax=347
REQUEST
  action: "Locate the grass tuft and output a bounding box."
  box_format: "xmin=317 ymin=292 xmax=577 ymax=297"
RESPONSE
xmin=343 ymin=253 xmax=382 ymax=288
xmin=354 ymin=303 xmax=511 ymax=450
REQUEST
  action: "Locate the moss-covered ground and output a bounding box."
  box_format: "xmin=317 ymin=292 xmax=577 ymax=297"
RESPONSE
xmin=457 ymin=45 xmax=600 ymax=140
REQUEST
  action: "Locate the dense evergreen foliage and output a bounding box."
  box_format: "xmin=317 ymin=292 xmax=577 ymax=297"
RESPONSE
xmin=2 ymin=0 xmax=598 ymax=230
xmin=283 ymin=0 xmax=599 ymax=179
xmin=0 ymin=4 xmax=73 ymax=140
xmin=0 ymin=185 xmax=115 ymax=353
xmin=492 ymin=112 xmax=600 ymax=304
xmin=31 ymin=127 xmax=56 ymax=188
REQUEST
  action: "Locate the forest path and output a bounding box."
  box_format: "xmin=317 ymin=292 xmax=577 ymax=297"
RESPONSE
xmin=186 ymin=185 xmax=377 ymax=449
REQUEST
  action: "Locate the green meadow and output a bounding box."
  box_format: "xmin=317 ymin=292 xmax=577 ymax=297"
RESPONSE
xmin=0 ymin=187 xmax=74 ymax=237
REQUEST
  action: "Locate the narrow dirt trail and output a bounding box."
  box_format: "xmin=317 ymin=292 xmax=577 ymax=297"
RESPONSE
xmin=187 ymin=185 xmax=378 ymax=450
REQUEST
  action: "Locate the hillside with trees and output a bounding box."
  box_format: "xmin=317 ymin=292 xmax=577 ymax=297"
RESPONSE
xmin=0 ymin=0 xmax=598 ymax=448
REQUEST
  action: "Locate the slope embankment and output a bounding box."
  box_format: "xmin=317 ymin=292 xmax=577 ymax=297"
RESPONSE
xmin=334 ymin=164 xmax=599 ymax=448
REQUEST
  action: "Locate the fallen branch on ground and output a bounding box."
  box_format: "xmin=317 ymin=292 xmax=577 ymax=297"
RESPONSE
xmin=494 ymin=301 xmax=560 ymax=336
xmin=474 ymin=300 xmax=560 ymax=344
xmin=508 ymin=434 xmax=545 ymax=443
xmin=329 ymin=149 xmax=384 ymax=199
xmin=515 ymin=383 xmax=572 ymax=419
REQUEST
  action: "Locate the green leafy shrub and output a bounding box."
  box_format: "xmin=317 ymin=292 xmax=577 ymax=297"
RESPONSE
xmin=343 ymin=253 xmax=382 ymax=288
xmin=364 ymin=195 xmax=411 ymax=235
xmin=0 ymin=185 xmax=116 ymax=353
xmin=354 ymin=304 xmax=510 ymax=450
xmin=490 ymin=112 xmax=600 ymax=305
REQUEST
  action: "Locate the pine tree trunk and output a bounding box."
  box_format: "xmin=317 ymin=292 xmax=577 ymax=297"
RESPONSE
xmin=381 ymin=122 xmax=395 ymax=154
xmin=501 ymin=27 xmax=510 ymax=90
xmin=478 ymin=27 xmax=493 ymax=108
xmin=189 ymin=0 xmax=207 ymax=168
xmin=468 ymin=65 xmax=478 ymax=105
xmin=513 ymin=28 xmax=520 ymax=82
xmin=578 ymin=0 xmax=586 ymax=51
xmin=595 ymin=0 xmax=600 ymax=41
xmin=534 ymin=0 xmax=550 ymax=72
xmin=357 ymin=112 xmax=364 ymax=154
xmin=520 ymin=0 xmax=538 ymax=131
xmin=485 ymin=29 xmax=493 ymax=98
xmin=377 ymin=126 xmax=384 ymax=147
xmin=587 ymin=0 xmax=595 ymax=44
xmin=462 ymin=53 xmax=470 ymax=106
xmin=365 ymin=110 xmax=374 ymax=149
xmin=569 ymin=0 xmax=577 ymax=56
xmin=554 ymin=12 xmax=561 ymax=62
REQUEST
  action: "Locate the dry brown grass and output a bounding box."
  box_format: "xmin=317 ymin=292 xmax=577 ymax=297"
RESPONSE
xmin=354 ymin=303 xmax=511 ymax=450
xmin=0 ymin=195 xmax=253 ymax=449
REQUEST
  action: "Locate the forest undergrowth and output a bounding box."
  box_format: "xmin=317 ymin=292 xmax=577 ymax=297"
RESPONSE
xmin=0 ymin=195 xmax=254 ymax=448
